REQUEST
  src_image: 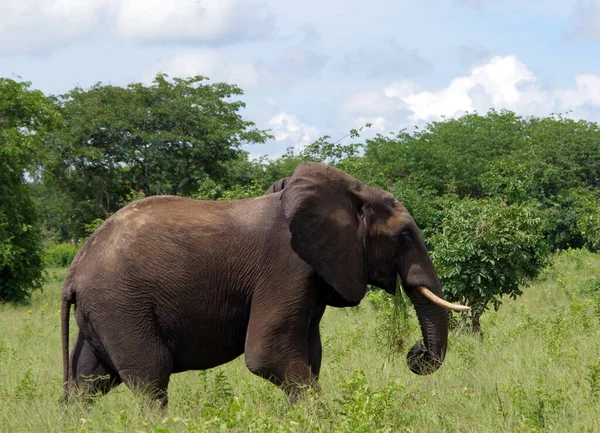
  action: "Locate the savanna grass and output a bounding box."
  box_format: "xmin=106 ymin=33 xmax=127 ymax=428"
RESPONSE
xmin=1 ymin=250 xmax=600 ymax=432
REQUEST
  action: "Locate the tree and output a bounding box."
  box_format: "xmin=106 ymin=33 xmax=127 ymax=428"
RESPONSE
xmin=364 ymin=110 xmax=527 ymax=197
xmin=44 ymin=74 xmax=270 ymax=239
xmin=0 ymin=78 xmax=62 ymax=302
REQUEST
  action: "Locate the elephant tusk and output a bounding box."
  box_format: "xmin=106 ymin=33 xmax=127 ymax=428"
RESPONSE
xmin=417 ymin=286 xmax=470 ymax=311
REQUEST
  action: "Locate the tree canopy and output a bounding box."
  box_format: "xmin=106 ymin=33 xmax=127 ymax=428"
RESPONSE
xmin=2 ymin=72 xmax=599 ymax=315
xmin=43 ymin=74 xmax=270 ymax=238
xmin=0 ymin=78 xmax=62 ymax=302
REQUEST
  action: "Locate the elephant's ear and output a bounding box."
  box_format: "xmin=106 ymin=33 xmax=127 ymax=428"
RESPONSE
xmin=265 ymin=177 xmax=292 ymax=194
xmin=281 ymin=163 xmax=367 ymax=303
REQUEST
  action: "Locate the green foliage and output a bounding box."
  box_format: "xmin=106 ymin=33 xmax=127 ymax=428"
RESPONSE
xmin=570 ymin=188 xmax=600 ymax=251
xmin=43 ymin=74 xmax=271 ymax=240
xmin=365 ymin=110 xmax=527 ymax=196
xmin=388 ymin=180 xmax=457 ymax=242
xmin=430 ymin=198 xmax=550 ymax=315
xmin=0 ymin=78 xmax=62 ymax=303
xmin=481 ymin=157 xmax=566 ymax=204
xmin=540 ymin=188 xmax=600 ymax=252
xmin=335 ymin=370 xmax=403 ymax=433
xmin=366 ymin=289 xmax=416 ymax=355
xmin=257 ymin=124 xmax=376 ymax=188
xmin=525 ymin=114 xmax=600 ymax=189
xmin=43 ymin=243 xmax=79 ymax=267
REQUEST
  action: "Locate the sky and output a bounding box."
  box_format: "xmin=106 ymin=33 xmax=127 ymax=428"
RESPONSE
xmin=1 ymin=0 xmax=599 ymax=158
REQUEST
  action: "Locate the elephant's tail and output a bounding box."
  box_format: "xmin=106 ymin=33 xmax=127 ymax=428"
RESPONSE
xmin=61 ymin=288 xmax=74 ymax=398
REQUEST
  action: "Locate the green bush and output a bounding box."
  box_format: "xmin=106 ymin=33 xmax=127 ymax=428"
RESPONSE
xmin=0 ymin=178 xmax=45 ymax=303
xmin=430 ymin=198 xmax=550 ymax=325
xmin=571 ymin=188 xmax=600 ymax=251
xmin=0 ymin=78 xmax=61 ymax=303
xmin=44 ymin=243 xmax=79 ymax=267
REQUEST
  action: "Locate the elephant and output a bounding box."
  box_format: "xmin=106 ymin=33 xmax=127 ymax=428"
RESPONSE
xmin=60 ymin=162 xmax=467 ymax=406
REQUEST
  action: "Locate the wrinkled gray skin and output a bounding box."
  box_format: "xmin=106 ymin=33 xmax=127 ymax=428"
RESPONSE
xmin=61 ymin=162 xmax=448 ymax=406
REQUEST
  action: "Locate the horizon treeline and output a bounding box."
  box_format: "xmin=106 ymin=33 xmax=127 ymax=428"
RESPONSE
xmin=1 ymin=76 xmax=599 ymax=324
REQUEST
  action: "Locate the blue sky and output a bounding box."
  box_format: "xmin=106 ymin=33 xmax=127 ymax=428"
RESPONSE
xmin=1 ymin=0 xmax=599 ymax=157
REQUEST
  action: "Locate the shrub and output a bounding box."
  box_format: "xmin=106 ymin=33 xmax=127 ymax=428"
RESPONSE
xmin=44 ymin=243 xmax=79 ymax=267
xmin=430 ymin=198 xmax=550 ymax=329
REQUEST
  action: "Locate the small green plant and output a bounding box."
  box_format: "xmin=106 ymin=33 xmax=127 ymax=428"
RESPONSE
xmin=14 ymin=367 xmax=37 ymax=401
xmin=588 ymin=360 xmax=600 ymax=398
xmin=335 ymin=370 xmax=401 ymax=433
xmin=367 ymin=287 xmax=415 ymax=355
xmin=43 ymin=243 xmax=79 ymax=267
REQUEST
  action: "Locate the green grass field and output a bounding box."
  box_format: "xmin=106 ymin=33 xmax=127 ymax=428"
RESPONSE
xmin=1 ymin=249 xmax=600 ymax=432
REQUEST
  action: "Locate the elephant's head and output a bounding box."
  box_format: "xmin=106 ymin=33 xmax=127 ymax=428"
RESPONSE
xmin=271 ymin=162 xmax=467 ymax=375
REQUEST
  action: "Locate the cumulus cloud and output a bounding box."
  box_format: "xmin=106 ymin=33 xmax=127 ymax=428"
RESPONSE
xmin=556 ymin=74 xmax=600 ymax=110
xmin=146 ymin=26 xmax=328 ymax=91
xmin=146 ymin=48 xmax=273 ymax=91
xmin=339 ymin=55 xmax=600 ymax=130
xmin=568 ymin=0 xmax=600 ymax=41
xmin=267 ymin=112 xmax=320 ymax=151
xmin=338 ymin=86 xmax=412 ymax=133
xmin=0 ymin=0 xmax=274 ymax=54
xmin=402 ymin=56 xmax=543 ymax=122
xmin=115 ymin=0 xmax=275 ymax=44
xmin=0 ymin=0 xmax=106 ymax=54
xmin=341 ymin=40 xmax=432 ymax=78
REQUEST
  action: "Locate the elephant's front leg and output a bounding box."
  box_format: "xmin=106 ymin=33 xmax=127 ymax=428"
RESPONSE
xmin=308 ymin=303 xmax=326 ymax=380
xmin=244 ymin=299 xmax=318 ymax=397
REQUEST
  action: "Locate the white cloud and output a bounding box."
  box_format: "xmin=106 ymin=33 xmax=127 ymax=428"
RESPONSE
xmin=146 ymin=49 xmax=272 ymax=90
xmin=267 ymin=112 xmax=320 ymax=151
xmin=0 ymin=0 xmax=274 ymax=54
xmin=0 ymin=0 xmax=106 ymax=54
xmin=338 ymin=55 xmax=600 ymax=130
xmin=556 ymin=74 xmax=600 ymax=110
xmin=338 ymin=82 xmax=415 ymax=133
xmin=145 ymin=25 xmax=328 ymax=92
xmin=340 ymin=90 xmax=400 ymax=118
xmin=115 ymin=0 xmax=274 ymax=44
xmin=402 ymin=56 xmax=541 ymax=121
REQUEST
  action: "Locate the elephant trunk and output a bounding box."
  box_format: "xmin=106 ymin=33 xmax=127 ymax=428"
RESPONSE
xmin=405 ymin=287 xmax=448 ymax=375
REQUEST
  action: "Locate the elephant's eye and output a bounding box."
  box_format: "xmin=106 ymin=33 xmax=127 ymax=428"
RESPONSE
xmin=397 ymin=229 xmax=412 ymax=242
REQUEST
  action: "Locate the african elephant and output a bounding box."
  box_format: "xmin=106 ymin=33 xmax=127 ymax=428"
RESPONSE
xmin=60 ymin=162 xmax=466 ymax=406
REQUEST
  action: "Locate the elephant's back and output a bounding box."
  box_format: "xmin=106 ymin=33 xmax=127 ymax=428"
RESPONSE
xmin=63 ymin=193 xmax=280 ymax=306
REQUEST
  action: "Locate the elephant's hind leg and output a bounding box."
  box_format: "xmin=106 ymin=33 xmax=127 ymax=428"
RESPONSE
xmin=68 ymin=331 xmax=122 ymax=402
